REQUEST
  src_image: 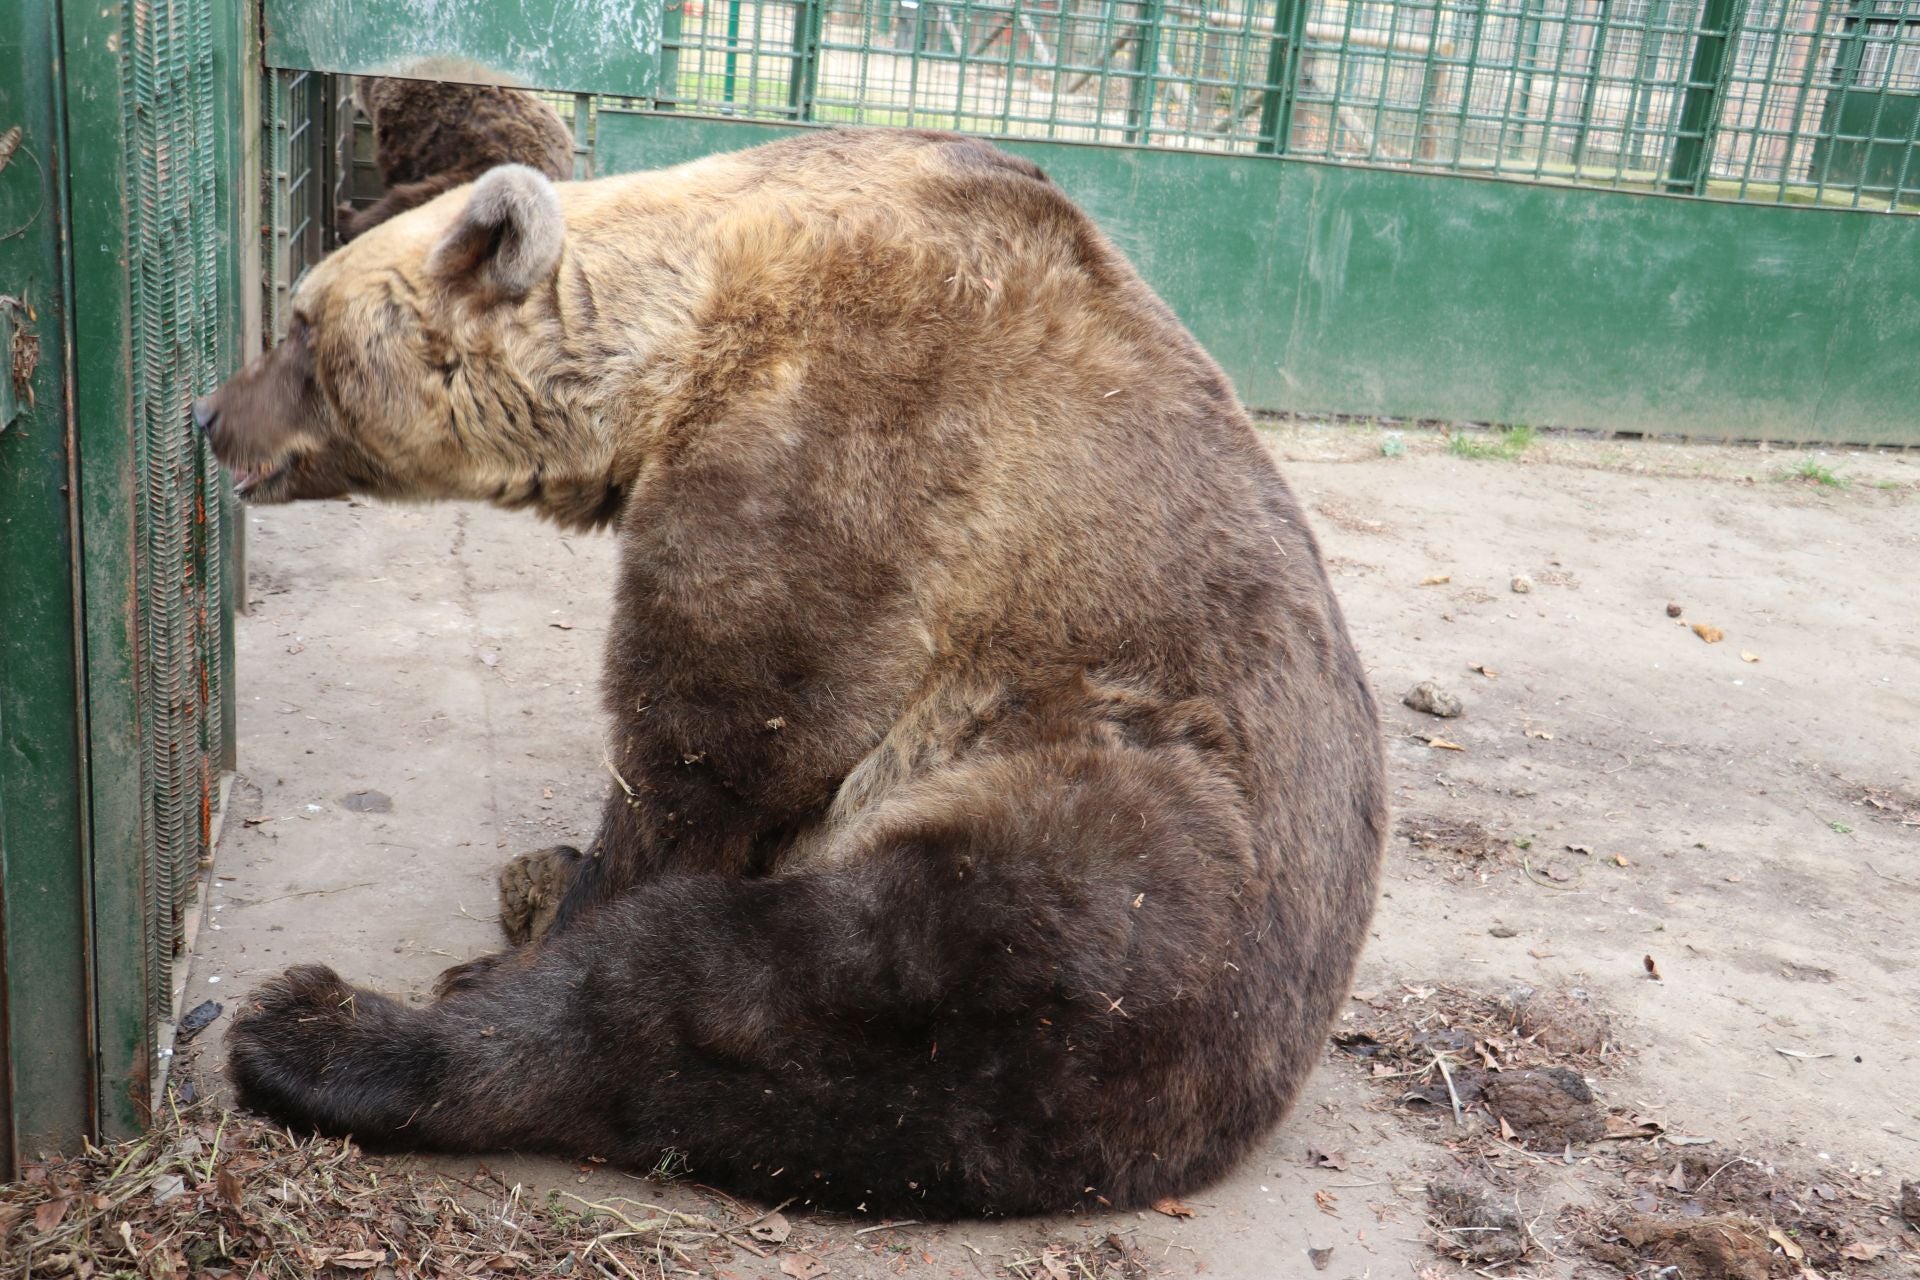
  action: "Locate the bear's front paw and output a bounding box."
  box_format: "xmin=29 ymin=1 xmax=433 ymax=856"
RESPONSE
xmin=226 ymin=964 xmax=363 ymax=1129
xmin=498 ymin=845 xmax=584 ymax=945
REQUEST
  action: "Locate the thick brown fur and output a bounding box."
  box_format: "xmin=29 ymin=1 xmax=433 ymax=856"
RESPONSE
xmin=196 ymin=129 xmax=1387 ymax=1219
xmin=338 ymin=58 xmax=574 ymax=244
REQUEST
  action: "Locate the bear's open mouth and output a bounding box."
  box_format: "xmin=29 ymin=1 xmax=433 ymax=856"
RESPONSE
xmin=225 ymin=457 xmax=290 ymax=499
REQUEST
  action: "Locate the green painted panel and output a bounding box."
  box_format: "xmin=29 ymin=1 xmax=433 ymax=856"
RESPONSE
xmin=592 ymin=112 xmax=1920 ymax=444
xmin=262 ymin=0 xmax=661 ymax=97
xmin=0 ymin=0 xmax=92 ymax=1176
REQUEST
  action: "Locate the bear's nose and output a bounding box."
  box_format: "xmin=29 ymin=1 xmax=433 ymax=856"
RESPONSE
xmin=190 ymin=397 xmax=217 ymax=434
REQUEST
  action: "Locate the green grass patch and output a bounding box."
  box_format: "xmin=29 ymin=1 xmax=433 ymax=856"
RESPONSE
xmin=1779 ymin=457 xmax=1847 ymax=488
xmin=1447 ymin=424 xmax=1536 ymax=460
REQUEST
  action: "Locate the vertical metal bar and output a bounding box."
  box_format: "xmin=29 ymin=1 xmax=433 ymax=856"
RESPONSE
xmin=789 ymin=0 xmax=825 ymax=118
xmin=1573 ymin=0 xmax=1613 ymax=167
xmin=1516 ymin=0 xmax=1545 ymax=154
xmin=0 ymin=0 xmax=94 ymax=1175
xmin=59 ymin=0 xmax=156 ymax=1144
xmin=726 ymin=0 xmax=744 ymax=102
xmin=1256 ymin=0 xmax=1307 ymax=152
xmin=1666 ymin=0 xmax=1748 ymax=189
xmin=572 ymin=94 xmax=594 ymax=178
xmin=1629 ymin=0 xmax=1673 ymax=167
xmin=1128 ymin=0 xmax=1166 ymax=142
xmin=661 ymin=0 xmax=686 ymax=106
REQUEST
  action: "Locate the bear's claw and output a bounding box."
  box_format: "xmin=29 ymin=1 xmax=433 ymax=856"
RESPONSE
xmin=497 ymin=845 xmax=583 ymax=945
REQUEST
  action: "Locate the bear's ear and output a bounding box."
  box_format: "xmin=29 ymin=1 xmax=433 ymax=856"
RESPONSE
xmin=428 ymin=165 xmax=565 ymax=300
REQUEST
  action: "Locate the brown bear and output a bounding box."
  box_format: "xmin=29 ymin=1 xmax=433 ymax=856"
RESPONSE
xmin=195 ymin=128 xmax=1387 ymax=1219
xmin=336 ymin=57 xmax=574 ymax=244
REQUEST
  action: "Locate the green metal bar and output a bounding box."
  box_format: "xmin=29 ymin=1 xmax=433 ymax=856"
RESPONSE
xmin=1515 ymin=0 xmax=1546 ymax=157
xmin=1128 ymin=0 xmax=1166 ymax=143
xmin=662 ymin=0 xmax=687 ymax=107
xmin=726 ymin=0 xmax=743 ymax=103
xmin=788 ymin=0 xmax=824 ymax=119
xmin=1667 ymin=0 xmax=1749 ymax=191
xmin=0 ymin=0 xmax=93 ymax=1175
xmin=1628 ymin=0 xmax=1674 ymax=167
xmin=1573 ymin=0 xmax=1613 ymax=168
xmin=59 ymin=0 xmax=154 ymax=1143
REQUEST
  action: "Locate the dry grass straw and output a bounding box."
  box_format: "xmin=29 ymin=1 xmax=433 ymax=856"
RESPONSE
xmin=0 ymin=1090 xmax=730 ymax=1279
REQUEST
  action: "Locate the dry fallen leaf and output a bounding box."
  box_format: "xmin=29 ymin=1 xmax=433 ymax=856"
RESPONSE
xmin=1604 ymin=1114 xmax=1666 ymax=1140
xmin=1566 ymin=843 xmax=1594 ymax=855
xmin=1153 ymin=1196 xmax=1196 ymax=1219
xmin=1418 ymin=574 xmax=1452 ymax=586
xmin=1524 ymin=728 xmax=1554 ymax=740
xmin=1643 ymin=954 xmax=1663 ymax=981
xmin=747 ymin=1211 xmax=791 ymax=1245
xmin=215 ymin=1163 xmax=244 ymax=1207
xmin=1426 ymin=737 xmax=1466 ymax=752
xmin=548 ymin=620 xmax=574 ymax=630
xmin=1691 ymin=623 xmax=1724 ymax=644
xmin=1839 ymin=1241 xmax=1884 ymax=1262
xmin=1740 ymin=650 xmax=1759 ymax=663
xmin=1768 ymin=1228 xmax=1807 ymax=1262
xmin=34 ymin=1195 xmax=72 ymax=1234
xmin=1610 ymin=853 xmax=1631 ymax=867
xmin=1469 ymin=663 xmax=1497 ymax=679
xmin=1306 ymin=1147 xmax=1348 ymax=1171
xmin=780 ymin=1253 xmax=830 ymax=1280
xmin=317 ymin=1250 xmax=386 ymax=1271
xmin=1308 ymin=1245 xmax=1335 ymax=1271
xmin=1313 ymin=1189 xmax=1340 ymax=1216
xmin=1039 ymin=1249 xmax=1072 ymax=1280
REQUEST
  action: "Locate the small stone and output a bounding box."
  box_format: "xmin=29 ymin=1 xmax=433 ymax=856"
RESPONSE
xmin=1489 ymin=924 xmax=1520 ymax=938
xmin=1403 ymin=680 xmax=1464 ymax=718
xmin=1900 ymin=1179 xmax=1919 ymax=1228
xmin=1510 ymin=575 xmax=1533 ymax=594
xmin=1666 ymin=601 xmax=1684 ymax=617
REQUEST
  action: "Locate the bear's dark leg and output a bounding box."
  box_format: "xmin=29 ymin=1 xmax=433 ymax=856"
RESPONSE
xmin=231 ymin=748 xmax=1297 ymax=1217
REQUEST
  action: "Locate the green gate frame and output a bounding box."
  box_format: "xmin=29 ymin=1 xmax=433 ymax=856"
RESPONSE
xmin=0 ymin=0 xmax=246 ymax=1173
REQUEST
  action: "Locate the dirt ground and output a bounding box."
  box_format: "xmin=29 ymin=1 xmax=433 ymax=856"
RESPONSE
xmin=172 ymin=425 xmax=1920 ymax=1279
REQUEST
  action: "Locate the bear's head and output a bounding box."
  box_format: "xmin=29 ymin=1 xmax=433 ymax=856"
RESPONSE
xmin=193 ymin=164 xmax=568 ymax=506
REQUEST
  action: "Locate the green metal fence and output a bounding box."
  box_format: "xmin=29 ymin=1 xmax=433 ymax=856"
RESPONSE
xmin=0 ymin=0 xmax=243 ymax=1172
xmin=637 ymin=0 xmax=1920 ymax=209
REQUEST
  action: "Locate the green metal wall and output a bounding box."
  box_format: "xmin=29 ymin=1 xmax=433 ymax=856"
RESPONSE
xmin=0 ymin=0 xmax=243 ymax=1173
xmin=596 ymin=112 xmax=1918 ymax=443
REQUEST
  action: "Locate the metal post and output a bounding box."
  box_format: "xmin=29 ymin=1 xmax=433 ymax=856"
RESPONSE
xmin=726 ymin=0 xmax=743 ymax=103
xmin=660 ymin=0 xmax=686 ymax=108
xmin=1665 ymin=0 xmax=1748 ymax=191
xmin=788 ymin=0 xmax=824 ymax=120
xmin=1126 ymin=0 xmax=1166 ymax=143
xmin=1573 ymin=0 xmax=1613 ymax=170
xmin=1257 ymin=0 xmax=1308 ymax=153
xmin=1627 ymin=0 xmax=1672 ymax=168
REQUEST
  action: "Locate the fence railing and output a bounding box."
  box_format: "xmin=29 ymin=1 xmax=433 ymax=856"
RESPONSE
xmin=640 ymin=0 xmax=1920 ymax=209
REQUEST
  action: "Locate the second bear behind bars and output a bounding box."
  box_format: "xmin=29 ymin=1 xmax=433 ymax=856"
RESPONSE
xmin=338 ymin=57 xmax=574 ymax=244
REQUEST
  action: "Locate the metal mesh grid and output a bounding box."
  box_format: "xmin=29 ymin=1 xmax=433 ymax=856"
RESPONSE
xmin=124 ymin=0 xmax=230 ymax=1017
xmin=646 ymin=0 xmax=1920 ymax=207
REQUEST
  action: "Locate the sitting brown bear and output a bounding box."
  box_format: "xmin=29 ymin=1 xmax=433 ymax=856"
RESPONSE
xmin=337 ymin=57 xmax=574 ymax=244
xmin=195 ymin=128 xmax=1386 ymax=1218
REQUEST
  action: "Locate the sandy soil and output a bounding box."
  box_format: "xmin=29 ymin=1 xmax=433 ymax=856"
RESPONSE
xmin=177 ymin=426 xmax=1920 ymax=1278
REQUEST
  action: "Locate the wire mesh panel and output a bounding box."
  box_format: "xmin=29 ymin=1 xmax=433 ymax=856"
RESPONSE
xmin=124 ymin=0 xmax=232 ymax=1022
